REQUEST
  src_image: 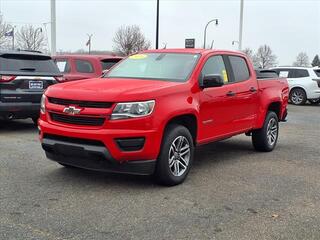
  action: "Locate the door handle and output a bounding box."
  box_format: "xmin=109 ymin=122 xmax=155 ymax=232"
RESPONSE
xmin=250 ymin=87 xmax=257 ymax=92
xmin=226 ymin=91 xmax=236 ymax=97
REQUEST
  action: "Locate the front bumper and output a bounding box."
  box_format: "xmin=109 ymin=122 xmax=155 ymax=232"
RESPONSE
xmin=42 ymin=137 xmax=156 ymax=175
xmin=39 ymin=119 xmax=162 ymax=175
xmin=0 ymin=102 xmax=40 ymax=119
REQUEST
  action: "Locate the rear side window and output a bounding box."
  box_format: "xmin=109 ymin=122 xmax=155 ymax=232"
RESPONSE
xmin=229 ymin=56 xmax=250 ymax=82
xmin=201 ymin=55 xmax=229 ymax=83
xmin=101 ymin=59 xmax=121 ymax=70
xmin=75 ymin=59 xmax=94 ymax=73
xmin=314 ymin=70 xmax=320 ymax=77
xmin=293 ymin=69 xmax=309 ymax=78
xmin=55 ymin=59 xmax=70 ymax=73
xmin=0 ymin=54 xmax=59 ymax=73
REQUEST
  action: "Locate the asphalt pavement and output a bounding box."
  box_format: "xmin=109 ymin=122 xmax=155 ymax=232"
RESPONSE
xmin=0 ymin=104 xmax=319 ymax=240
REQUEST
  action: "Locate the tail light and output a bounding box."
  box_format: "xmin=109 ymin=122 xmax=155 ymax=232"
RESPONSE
xmin=54 ymin=76 xmax=65 ymax=82
xmin=0 ymin=75 xmax=16 ymax=82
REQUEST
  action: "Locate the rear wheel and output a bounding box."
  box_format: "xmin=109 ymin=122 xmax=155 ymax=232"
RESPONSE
xmin=290 ymin=88 xmax=307 ymax=105
xmin=252 ymin=111 xmax=279 ymax=152
xmin=155 ymin=124 xmax=194 ymax=186
xmin=309 ymin=98 xmax=320 ymax=105
xmin=32 ymin=117 xmax=38 ymax=126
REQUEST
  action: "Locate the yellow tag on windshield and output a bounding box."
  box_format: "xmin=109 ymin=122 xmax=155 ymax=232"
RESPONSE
xmin=222 ymin=70 xmax=228 ymax=83
xmin=129 ymin=54 xmax=148 ymax=60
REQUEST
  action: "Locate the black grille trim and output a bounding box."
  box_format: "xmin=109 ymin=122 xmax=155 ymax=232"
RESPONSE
xmin=50 ymin=113 xmax=105 ymax=126
xmin=48 ymin=97 xmax=113 ymax=108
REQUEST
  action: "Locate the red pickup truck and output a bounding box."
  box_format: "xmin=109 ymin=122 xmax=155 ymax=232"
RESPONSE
xmin=53 ymin=55 xmax=122 ymax=82
xmin=39 ymin=49 xmax=289 ymax=186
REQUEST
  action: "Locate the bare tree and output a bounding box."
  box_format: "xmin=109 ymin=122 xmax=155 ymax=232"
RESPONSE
xmin=113 ymin=25 xmax=151 ymax=56
xmin=293 ymin=52 xmax=309 ymax=67
xmin=16 ymin=25 xmax=46 ymax=51
xmin=253 ymin=44 xmax=277 ymax=69
xmin=0 ymin=18 xmax=12 ymax=49
xmin=242 ymin=47 xmax=254 ymax=59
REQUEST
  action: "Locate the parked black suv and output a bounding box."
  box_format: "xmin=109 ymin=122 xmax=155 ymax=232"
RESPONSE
xmin=0 ymin=50 xmax=62 ymax=123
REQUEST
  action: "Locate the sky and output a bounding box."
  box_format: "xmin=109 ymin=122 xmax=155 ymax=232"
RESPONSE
xmin=1 ymin=0 xmax=319 ymax=65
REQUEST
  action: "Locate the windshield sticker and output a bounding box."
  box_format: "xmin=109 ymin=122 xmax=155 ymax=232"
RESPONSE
xmin=129 ymin=54 xmax=148 ymax=60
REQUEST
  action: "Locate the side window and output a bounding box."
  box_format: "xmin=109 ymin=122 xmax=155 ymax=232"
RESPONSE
xmin=229 ymin=56 xmax=250 ymax=82
xmin=293 ymin=69 xmax=309 ymax=78
xmin=201 ymin=55 xmax=229 ymax=83
xmin=75 ymin=59 xmax=94 ymax=73
xmin=55 ymin=59 xmax=70 ymax=73
xmin=278 ymin=69 xmax=290 ymax=78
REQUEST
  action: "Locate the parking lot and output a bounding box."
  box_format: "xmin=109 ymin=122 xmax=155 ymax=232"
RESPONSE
xmin=0 ymin=104 xmax=319 ymax=240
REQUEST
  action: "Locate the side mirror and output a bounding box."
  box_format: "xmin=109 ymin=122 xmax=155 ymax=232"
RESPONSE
xmin=200 ymin=74 xmax=224 ymax=88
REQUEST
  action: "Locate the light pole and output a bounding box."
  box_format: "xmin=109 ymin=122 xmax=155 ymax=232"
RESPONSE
xmin=50 ymin=0 xmax=56 ymax=55
xmin=238 ymin=0 xmax=244 ymax=50
xmin=155 ymin=0 xmax=159 ymax=49
xmin=203 ymin=19 xmax=218 ymax=49
xmin=210 ymin=40 xmax=214 ymax=49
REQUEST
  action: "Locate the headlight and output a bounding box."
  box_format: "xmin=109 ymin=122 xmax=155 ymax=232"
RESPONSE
xmin=40 ymin=94 xmax=46 ymax=114
xmin=111 ymin=100 xmax=155 ymax=120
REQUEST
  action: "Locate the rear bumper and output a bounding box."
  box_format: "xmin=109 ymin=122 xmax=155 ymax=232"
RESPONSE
xmin=0 ymin=102 xmax=40 ymax=119
xmin=42 ymin=137 xmax=156 ymax=175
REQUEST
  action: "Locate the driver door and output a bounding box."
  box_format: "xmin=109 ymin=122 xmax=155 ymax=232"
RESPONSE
xmin=198 ymin=55 xmax=238 ymax=143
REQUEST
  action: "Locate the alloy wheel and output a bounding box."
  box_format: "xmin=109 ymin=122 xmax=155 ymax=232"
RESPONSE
xmin=168 ymin=136 xmax=191 ymax=177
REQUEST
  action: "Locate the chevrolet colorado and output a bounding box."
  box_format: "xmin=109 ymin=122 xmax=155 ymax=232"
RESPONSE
xmin=39 ymin=49 xmax=289 ymax=186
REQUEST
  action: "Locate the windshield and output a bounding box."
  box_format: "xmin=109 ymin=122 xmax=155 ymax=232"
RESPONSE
xmin=105 ymin=53 xmax=200 ymax=82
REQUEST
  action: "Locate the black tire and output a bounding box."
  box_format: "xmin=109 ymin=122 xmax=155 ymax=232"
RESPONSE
xmin=309 ymin=99 xmax=320 ymax=105
xmin=155 ymin=124 xmax=194 ymax=186
xmin=32 ymin=117 xmax=38 ymax=126
xmin=289 ymin=88 xmax=307 ymax=105
xmin=252 ymin=111 xmax=279 ymax=152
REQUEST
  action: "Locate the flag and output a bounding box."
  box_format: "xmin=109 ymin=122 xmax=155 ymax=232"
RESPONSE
xmin=86 ymin=38 xmax=90 ymax=46
xmin=5 ymin=29 xmax=14 ymax=37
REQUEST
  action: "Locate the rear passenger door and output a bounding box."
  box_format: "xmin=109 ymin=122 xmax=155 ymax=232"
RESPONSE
xmin=226 ymin=55 xmax=259 ymax=131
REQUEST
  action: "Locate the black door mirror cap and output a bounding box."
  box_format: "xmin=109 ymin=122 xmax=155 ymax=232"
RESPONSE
xmin=200 ymin=74 xmax=224 ymax=88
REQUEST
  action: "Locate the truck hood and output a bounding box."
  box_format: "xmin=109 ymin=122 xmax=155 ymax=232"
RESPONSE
xmin=46 ymin=78 xmax=184 ymax=102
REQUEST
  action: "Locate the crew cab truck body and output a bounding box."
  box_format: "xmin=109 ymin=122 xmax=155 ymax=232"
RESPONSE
xmin=53 ymin=55 xmax=123 ymax=82
xmin=39 ymin=49 xmax=289 ymax=185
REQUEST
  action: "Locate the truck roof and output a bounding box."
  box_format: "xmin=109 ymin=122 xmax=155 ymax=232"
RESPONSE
xmin=142 ymin=48 xmax=246 ymax=56
xmin=53 ymin=54 xmax=123 ymax=60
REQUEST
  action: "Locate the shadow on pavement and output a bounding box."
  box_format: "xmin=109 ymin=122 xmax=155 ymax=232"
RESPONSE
xmin=0 ymin=119 xmax=37 ymax=133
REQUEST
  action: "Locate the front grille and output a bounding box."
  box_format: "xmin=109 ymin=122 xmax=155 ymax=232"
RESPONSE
xmin=50 ymin=113 xmax=105 ymax=126
xmin=48 ymin=97 xmax=113 ymax=108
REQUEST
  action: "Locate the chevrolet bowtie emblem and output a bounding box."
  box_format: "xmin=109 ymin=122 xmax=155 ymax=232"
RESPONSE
xmin=63 ymin=106 xmax=82 ymax=115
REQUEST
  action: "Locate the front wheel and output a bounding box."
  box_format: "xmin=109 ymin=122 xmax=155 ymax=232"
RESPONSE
xmin=155 ymin=124 xmax=194 ymax=186
xmin=252 ymin=111 xmax=279 ymax=152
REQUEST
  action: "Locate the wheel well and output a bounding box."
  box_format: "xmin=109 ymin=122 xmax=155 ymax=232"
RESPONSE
xmin=268 ymin=102 xmax=281 ymax=119
xmin=165 ymin=114 xmax=197 ymax=144
xmin=289 ymin=87 xmax=306 ymax=97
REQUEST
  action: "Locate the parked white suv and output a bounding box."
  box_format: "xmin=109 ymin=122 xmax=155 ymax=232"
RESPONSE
xmin=271 ymin=67 xmax=320 ymax=105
